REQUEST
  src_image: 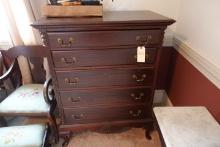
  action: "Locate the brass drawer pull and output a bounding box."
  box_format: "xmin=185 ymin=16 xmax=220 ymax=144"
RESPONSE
xmin=132 ymin=74 xmax=147 ymax=82
xmin=61 ymin=57 xmax=76 ymax=65
xmin=69 ymin=97 xmax=81 ymax=103
xmin=131 ymin=92 xmax=144 ymax=100
xmin=57 ymin=37 xmax=74 ymax=47
xmin=129 ymin=110 xmax=142 ymax=117
xmin=65 ymin=77 xmax=79 ymax=85
xmin=136 ymin=35 xmax=152 ymax=45
xmin=72 ymin=114 xmax=83 ymax=120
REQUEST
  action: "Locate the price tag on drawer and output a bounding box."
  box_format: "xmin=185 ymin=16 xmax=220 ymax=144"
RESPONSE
xmin=137 ymin=46 xmax=146 ymax=63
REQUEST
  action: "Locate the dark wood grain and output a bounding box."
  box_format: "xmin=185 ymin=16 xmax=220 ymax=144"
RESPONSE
xmin=0 ymin=46 xmax=49 ymax=84
xmin=52 ymin=48 xmax=157 ymax=68
xmin=60 ymin=87 xmax=152 ymax=107
xmin=59 ymin=119 xmax=153 ymax=133
xmin=1 ymin=46 xmax=49 ymax=60
xmin=156 ymin=46 xmax=174 ymax=89
xmin=32 ymin=11 xmax=175 ymax=29
xmin=31 ymin=11 xmax=175 ymax=138
xmin=56 ymin=67 xmax=154 ymax=89
xmin=48 ymin=30 xmax=162 ymax=49
xmin=64 ymin=104 xmax=150 ymax=124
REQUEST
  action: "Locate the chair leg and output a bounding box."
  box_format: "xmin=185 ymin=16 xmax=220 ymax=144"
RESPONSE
xmin=48 ymin=113 xmax=59 ymax=143
xmin=145 ymin=122 xmax=154 ymax=140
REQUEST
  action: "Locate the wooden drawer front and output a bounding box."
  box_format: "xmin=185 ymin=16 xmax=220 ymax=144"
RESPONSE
xmin=48 ymin=30 xmax=162 ymax=49
xmin=56 ymin=68 xmax=154 ymax=89
xmin=60 ymin=88 xmax=151 ymax=107
xmin=64 ymin=105 xmax=150 ymax=124
xmin=52 ymin=48 xmax=157 ymax=68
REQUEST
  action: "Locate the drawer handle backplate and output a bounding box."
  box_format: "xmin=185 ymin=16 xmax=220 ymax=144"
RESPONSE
xmin=131 ymin=93 xmax=144 ymax=100
xmin=136 ymin=35 xmax=152 ymax=46
xmin=129 ymin=110 xmax=142 ymax=117
xmin=72 ymin=114 xmax=83 ymax=120
xmin=132 ymin=74 xmax=147 ymax=82
xmin=61 ymin=57 xmax=76 ymax=65
xmin=65 ymin=77 xmax=79 ymax=85
xmin=69 ymin=97 xmax=81 ymax=103
xmin=57 ymin=37 xmax=74 ymax=47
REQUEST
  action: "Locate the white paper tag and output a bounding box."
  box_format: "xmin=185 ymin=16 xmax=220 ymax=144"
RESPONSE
xmin=137 ymin=46 xmax=146 ymax=63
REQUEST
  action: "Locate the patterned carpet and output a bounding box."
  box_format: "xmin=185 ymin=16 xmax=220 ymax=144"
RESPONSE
xmin=4 ymin=117 xmax=162 ymax=147
xmin=54 ymin=128 xmax=161 ymax=147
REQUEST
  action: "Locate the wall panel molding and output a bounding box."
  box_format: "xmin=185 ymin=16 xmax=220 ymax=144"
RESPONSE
xmin=173 ymin=37 xmax=220 ymax=89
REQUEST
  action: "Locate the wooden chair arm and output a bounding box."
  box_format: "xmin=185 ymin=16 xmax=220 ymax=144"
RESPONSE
xmin=43 ymin=76 xmax=55 ymax=105
xmin=0 ymin=60 xmax=17 ymax=83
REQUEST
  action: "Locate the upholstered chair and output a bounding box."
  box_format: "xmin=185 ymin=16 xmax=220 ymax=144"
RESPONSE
xmin=0 ymin=46 xmax=58 ymax=143
xmin=0 ymin=124 xmax=49 ymax=147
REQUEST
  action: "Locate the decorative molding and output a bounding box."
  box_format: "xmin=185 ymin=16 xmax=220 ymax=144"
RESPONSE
xmin=39 ymin=32 xmax=48 ymax=47
xmin=173 ymin=37 xmax=220 ymax=89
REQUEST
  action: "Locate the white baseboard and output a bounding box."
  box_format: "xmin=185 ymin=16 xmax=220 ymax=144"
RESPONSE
xmin=164 ymin=93 xmax=173 ymax=106
xmin=153 ymin=90 xmax=166 ymax=104
xmin=154 ymin=90 xmax=173 ymax=106
xmin=173 ymin=37 xmax=220 ymax=89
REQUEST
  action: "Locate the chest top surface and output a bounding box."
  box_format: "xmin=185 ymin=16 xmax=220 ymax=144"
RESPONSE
xmin=32 ymin=11 xmax=175 ymax=30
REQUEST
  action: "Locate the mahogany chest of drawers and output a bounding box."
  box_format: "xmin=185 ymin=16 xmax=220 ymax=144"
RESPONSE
xmin=32 ymin=11 xmax=175 ymax=138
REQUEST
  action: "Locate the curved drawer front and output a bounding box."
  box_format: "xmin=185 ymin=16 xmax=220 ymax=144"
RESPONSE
xmin=56 ymin=68 xmax=154 ymax=89
xmin=60 ymin=87 xmax=151 ymax=107
xmin=48 ymin=30 xmax=162 ymax=49
xmin=64 ymin=105 xmax=150 ymax=124
xmin=52 ymin=48 xmax=157 ymax=68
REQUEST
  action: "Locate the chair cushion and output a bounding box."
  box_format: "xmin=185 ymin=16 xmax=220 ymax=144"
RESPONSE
xmin=0 ymin=124 xmax=46 ymax=147
xmin=0 ymin=84 xmax=50 ymax=113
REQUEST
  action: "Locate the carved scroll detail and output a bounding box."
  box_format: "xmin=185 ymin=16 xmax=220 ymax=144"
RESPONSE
xmin=40 ymin=32 xmax=48 ymax=47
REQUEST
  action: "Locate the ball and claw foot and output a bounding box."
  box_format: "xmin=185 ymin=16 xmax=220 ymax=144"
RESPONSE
xmin=145 ymin=130 xmax=152 ymax=140
xmin=62 ymin=133 xmax=71 ymax=147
